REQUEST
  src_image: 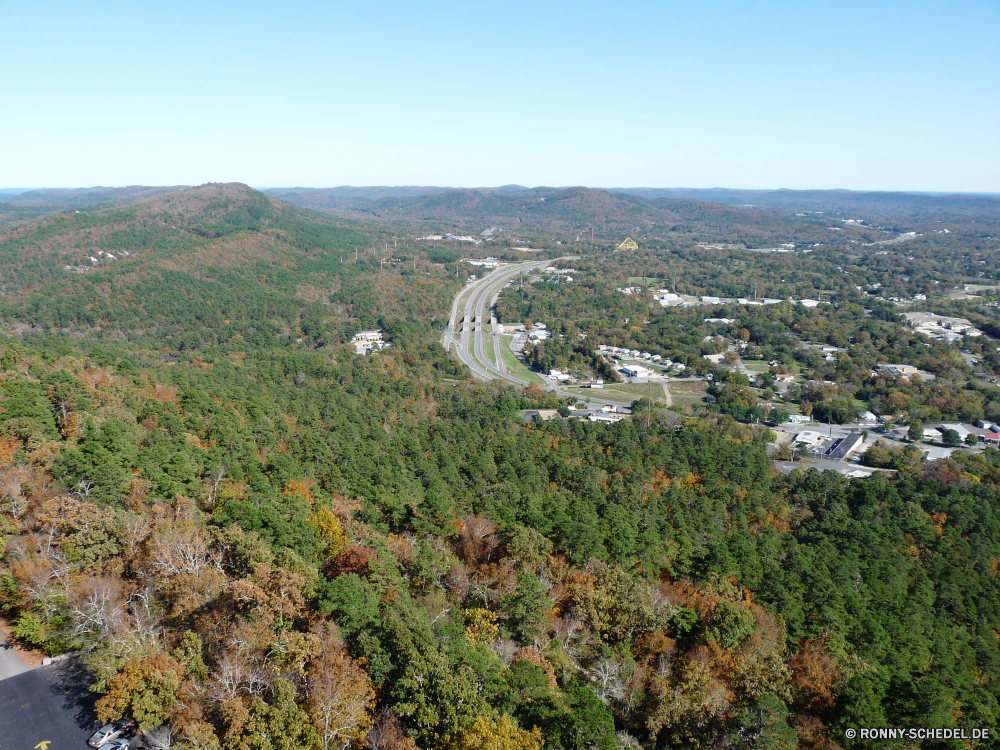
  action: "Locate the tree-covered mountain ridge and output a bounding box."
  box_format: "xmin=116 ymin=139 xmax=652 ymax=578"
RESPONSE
xmin=267 ymin=185 xmax=883 ymax=246
xmin=3 ymin=183 xmax=893 ymax=251
xmin=0 ymin=183 xmax=458 ymax=347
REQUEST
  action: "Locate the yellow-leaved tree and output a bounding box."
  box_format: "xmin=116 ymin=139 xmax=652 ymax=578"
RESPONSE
xmin=438 ymin=714 xmax=542 ymax=750
xmin=309 ymin=507 xmax=348 ymax=560
xmin=463 ymin=608 xmax=500 ymax=644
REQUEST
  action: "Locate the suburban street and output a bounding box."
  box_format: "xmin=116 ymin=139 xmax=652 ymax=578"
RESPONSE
xmin=444 ymin=259 xmax=633 ymax=407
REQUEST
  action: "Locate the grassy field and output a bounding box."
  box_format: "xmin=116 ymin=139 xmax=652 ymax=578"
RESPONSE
xmin=463 ymin=330 xmax=494 ymax=373
xmin=668 ymin=379 xmax=709 ymax=396
xmin=562 ymin=381 xmax=667 ymax=404
xmin=626 ymin=276 xmax=663 ymax=287
xmin=666 ymin=379 xmax=709 ymax=407
xmin=962 ymin=284 xmax=1000 ymax=292
xmin=481 ymin=326 xmax=498 ymax=368
xmin=499 ymin=336 xmax=545 ymax=385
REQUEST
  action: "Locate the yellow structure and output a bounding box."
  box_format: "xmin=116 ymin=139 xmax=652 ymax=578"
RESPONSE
xmin=617 ymin=237 xmax=639 ymax=250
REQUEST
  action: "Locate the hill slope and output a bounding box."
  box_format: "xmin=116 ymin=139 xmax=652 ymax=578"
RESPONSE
xmin=271 ymin=185 xmax=880 ymax=246
xmin=613 ymin=186 xmax=1000 ymax=219
xmin=0 ymin=185 xmax=193 ymax=227
xmin=0 ymin=183 xmax=458 ymax=350
xmin=3 ymin=185 xmax=188 ymax=207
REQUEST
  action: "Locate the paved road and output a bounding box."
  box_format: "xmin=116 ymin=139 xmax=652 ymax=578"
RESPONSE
xmin=0 ymin=642 xmax=32 ymax=681
xmin=0 ymin=660 xmax=98 ymax=750
xmin=773 ymin=459 xmax=884 ymax=476
xmin=445 ymin=259 xmax=553 ymax=382
xmin=444 ymin=260 xmax=633 ymax=408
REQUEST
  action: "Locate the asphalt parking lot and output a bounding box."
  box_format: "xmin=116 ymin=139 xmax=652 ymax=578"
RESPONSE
xmin=0 ymin=660 xmax=98 ymax=750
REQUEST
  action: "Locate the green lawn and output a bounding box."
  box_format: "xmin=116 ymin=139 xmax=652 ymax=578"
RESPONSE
xmin=626 ymin=277 xmax=663 ymax=287
xmin=499 ymin=336 xmax=545 ymax=385
xmin=481 ymin=327 xmax=498 ymax=368
xmin=464 ymin=330 xmax=493 ymax=373
xmin=563 ymin=381 xmax=666 ymax=404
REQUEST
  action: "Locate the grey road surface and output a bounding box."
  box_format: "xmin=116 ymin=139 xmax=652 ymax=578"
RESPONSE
xmin=0 ymin=660 xmax=98 ymax=750
xmin=0 ymin=641 xmax=32 ymax=681
xmin=445 ymin=260 xmax=552 ymax=382
xmin=444 ymin=260 xmax=633 ymax=408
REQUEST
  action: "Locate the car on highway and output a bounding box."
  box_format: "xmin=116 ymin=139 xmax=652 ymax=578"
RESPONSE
xmin=87 ymin=721 xmax=132 ymax=748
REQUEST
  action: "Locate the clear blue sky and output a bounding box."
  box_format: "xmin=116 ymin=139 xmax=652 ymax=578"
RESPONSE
xmin=3 ymin=0 xmax=998 ymax=191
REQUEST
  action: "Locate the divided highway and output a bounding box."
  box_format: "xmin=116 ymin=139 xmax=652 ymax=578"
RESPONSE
xmin=444 ymin=260 xmax=632 ymax=408
xmin=445 ymin=259 xmax=549 ymax=383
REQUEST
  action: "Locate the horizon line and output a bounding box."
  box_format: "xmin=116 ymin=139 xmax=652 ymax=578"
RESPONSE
xmin=2 ymin=185 xmax=999 ymax=197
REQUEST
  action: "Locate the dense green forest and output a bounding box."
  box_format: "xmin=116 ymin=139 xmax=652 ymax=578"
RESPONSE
xmin=0 ymin=185 xmax=998 ymax=750
xmin=1 ymin=336 xmax=999 ymax=750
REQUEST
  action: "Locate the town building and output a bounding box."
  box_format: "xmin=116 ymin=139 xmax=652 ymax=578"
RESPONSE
xmin=905 ymin=312 xmax=982 ymax=339
xmin=352 ymin=331 xmax=387 ymax=355
xmin=826 ymin=432 xmax=865 ymax=461
xmin=521 ymin=410 xmax=560 ymax=423
xmin=919 ymin=446 xmax=953 ymax=461
xmin=621 ymin=364 xmax=654 ymax=378
xmin=589 ymin=412 xmax=629 ymax=423
xmin=940 ymin=423 xmax=972 ymax=441
xmin=876 ymin=363 xmax=918 ymax=377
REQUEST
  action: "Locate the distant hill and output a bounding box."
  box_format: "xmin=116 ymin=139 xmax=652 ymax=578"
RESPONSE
xmin=366 ymin=186 xmax=652 ymax=228
xmin=267 ymin=184 xmax=1000 ymax=224
xmin=269 ymin=185 xmax=879 ymax=246
xmin=4 ymin=184 xmax=188 ymax=207
xmin=0 ymin=183 xmax=457 ymax=345
xmin=263 ymin=185 xmax=547 ymax=216
xmin=0 ymin=185 xmax=193 ymax=227
xmin=265 ymin=186 xmax=453 ymax=213
xmin=611 ymin=187 xmax=1000 ymax=218
xmin=11 ymin=181 xmax=987 ymax=254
